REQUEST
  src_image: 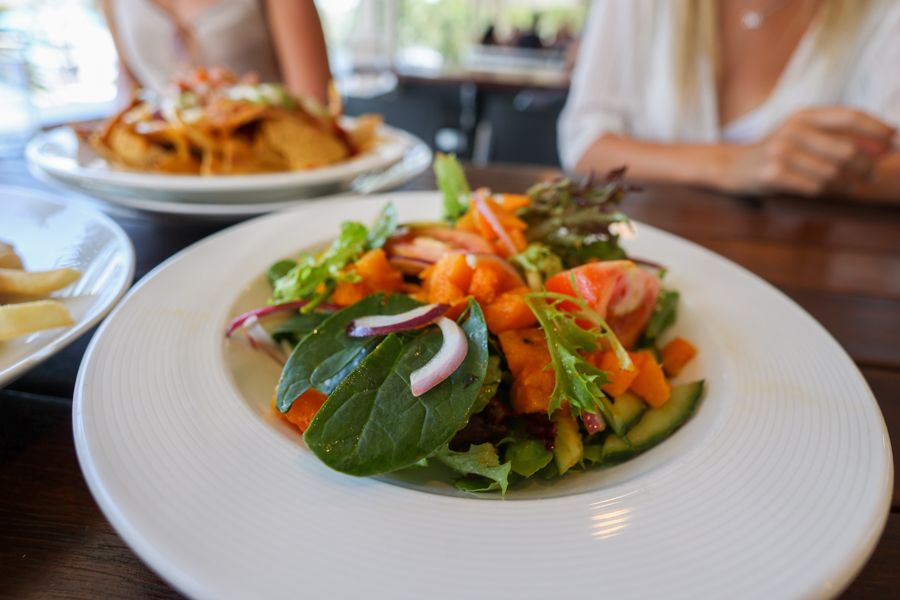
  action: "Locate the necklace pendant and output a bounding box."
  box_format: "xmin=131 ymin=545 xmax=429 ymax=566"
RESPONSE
xmin=741 ymin=10 xmax=763 ymax=29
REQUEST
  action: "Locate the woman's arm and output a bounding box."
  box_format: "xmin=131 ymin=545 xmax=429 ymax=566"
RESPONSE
xmin=842 ymin=149 xmax=900 ymax=203
xmin=264 ymin=0 xmax=331 ymax=104
xmin=575 ymin=108 xmax=896 ymax=198
xmin=575 ymin=135 xmax=734 ymax=189
xmin=100 ymin=0 xmax=138 ymax=100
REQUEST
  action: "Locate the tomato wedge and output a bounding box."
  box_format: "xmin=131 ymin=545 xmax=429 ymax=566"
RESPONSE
xmin=545 ymin=260 xmax=661 ymax=348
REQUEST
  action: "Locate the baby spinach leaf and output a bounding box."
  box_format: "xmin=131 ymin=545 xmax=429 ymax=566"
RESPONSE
xmin=269 ymin=311 xmax=330 ymax=345
xmin=304 ymin=301 xmax=489 ymax=476
xmin=435 ymin=443 xmax=511 ymax=494
xmin=275 ymin=294 xmax=419 ymax=412
xmin=471 ymin=354 xmax=502 ymax=414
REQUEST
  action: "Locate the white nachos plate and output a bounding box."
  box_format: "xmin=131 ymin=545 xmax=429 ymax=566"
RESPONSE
xmin=26 ymin=122 xmax=429 ymax=217
xmin=74 ymin=192 xmax=892 ymax=599
xmin=0 ymin=186 xmax=134 ymax=386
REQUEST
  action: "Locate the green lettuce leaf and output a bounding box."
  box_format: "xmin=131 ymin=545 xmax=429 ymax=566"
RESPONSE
xmin=511 ymin=242 xmax=564 ymax=290
xmin=524 ymin=291 xmax=633 ymax=437
xmin=642 ymin=289 xmax=679 ymax=344
xmin=435 ymin=443 xmax=512 ymax=494
xmin=433 ymin=153 xmax=470 ymax=223
xmin=521 ymin=173 xmax=631 ymax=268
xmin=266 ymin=259 xmax=297 ymax=287
xmin=366 ymin=202 xmax=398 ymax=250
xmin=271 ymin=221 xmax=369 ymax=310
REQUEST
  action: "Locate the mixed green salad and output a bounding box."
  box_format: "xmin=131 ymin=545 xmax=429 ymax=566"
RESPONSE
xmin=227 ymin=155 xmax=703 ymax=493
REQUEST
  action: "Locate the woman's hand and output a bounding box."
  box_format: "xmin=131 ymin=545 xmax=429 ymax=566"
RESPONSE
xmin=723 ymin=107 xmax=896 ymax=195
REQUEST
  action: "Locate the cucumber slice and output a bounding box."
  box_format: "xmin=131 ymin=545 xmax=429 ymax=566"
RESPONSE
xmin=582 ymin=443 xmax=604 ymax=464
xmin=608 ymin=392 xmax=647 ymax=434
xmin=601 ymin=380 xmax=704 ymax=465
xmin=506 ymin=439 xmax=553 ymax=478
xmin=553 ymin=411 xmax=584 ymax=475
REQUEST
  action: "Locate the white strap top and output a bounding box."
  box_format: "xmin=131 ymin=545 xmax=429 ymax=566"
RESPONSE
xmin=558 ymin=0 xmax=900 ymax=169
xmin=112 ymin=0 xmax=281 ymax=93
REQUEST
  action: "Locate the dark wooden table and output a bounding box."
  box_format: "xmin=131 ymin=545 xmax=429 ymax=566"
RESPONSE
xmin=1 ymin=160 xmax=897 ymax=598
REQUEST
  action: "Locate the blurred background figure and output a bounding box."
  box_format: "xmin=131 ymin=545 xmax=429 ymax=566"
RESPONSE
xmin=550 ymin=22 xmax=575 ymax=50
xmin=514 ymin=14 xmax=544 ymax=49
xmin=103 ymin=0 xmax=331 ymax=104
xmin=480 ymin=24 xmax=498 ymax=46
xmin=0 ymin=0 xmax=584 ymax=163
xmin=559 ymin=0 xmax=900 ymax=202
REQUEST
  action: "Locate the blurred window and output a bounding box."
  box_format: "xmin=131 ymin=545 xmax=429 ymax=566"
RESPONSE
xmin=0 ymin=0 xmax=117 ymax=124
xmin=317 ymin=0 xmax=587 ymax=82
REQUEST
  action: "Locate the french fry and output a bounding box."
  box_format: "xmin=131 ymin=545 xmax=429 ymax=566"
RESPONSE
xmin=0 ymin=300 xmax=74 ymax=341
xmin=0 ymin=267 xmax=80 ymax=296
xmin=0 ymin=242 xmax=22 ymax=269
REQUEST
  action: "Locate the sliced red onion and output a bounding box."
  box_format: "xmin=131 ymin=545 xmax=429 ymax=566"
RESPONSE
xmin=388 ymin=237 xmax=452 ymax=263
xmin=241 ymin=316 xmax=288 ymax=366
xmin=347 ymin=303 xmax=448 ymax=337
xmin=410 ymin=317 xmax=468 ymax=397
xmin=582 ymin=411 xmax=607 ymax=435
xmin=389 ymin=255 xmax=434 ymax=275
xmin=474 ymin=192 xmax=518 ymax=256
xmin=414 ymin=226 xmax=494 ymax=254
xmin=226 ymin=300 xmax=338 ymax=337
xmin=630 ymin=256 xmax=666 ymax=272
xmin=464 ymin=252 xmax=526 ymax=287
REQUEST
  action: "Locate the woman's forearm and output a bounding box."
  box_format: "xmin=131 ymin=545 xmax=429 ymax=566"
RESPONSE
xmin=100 ymin=0 xmax=138 ymax=100
xmin=842 ymin=152 xmax=900 ymax=203
xmin=574 ymin=134 xmax=738 ymax=191
xmin=265 ymin=0 xmax=331 ymax=104
xmin=574 ymin=128 xmax=899 ymax=202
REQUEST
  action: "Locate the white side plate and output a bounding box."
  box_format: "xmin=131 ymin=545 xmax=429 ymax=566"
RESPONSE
xmin=0 ymin=186 xmax=134 ymax=386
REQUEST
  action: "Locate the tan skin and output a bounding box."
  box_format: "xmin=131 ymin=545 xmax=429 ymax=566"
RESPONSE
xmin=575 ymin=0 xmax=899 ymax=203
xmin=104 ymin=0 xmax=331 ymax=105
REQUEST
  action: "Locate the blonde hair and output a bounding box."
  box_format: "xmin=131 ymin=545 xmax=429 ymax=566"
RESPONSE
xmin=673 ymin=0 xmax=872 ymax=109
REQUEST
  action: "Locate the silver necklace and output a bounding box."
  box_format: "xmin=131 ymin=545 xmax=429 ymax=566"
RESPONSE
xmin=740 ymin=0 xmax=794 ymax=29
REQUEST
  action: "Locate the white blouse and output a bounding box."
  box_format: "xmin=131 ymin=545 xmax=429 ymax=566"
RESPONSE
xmin=558 ymin=0 xmax=900 ymax=171
xmin=112 ymin=0 xmax=281 ymax=93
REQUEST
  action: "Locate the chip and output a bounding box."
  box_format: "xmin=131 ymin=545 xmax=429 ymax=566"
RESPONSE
xmin=0 ymin=267 xmax=80 ymax=296
xmin=83 ymin=67 xmax=381 ymax=175
xmin=0 ymin=242 xmax=22 ymax=270
xmin=0 ymin=300 xmax=74 ymax=341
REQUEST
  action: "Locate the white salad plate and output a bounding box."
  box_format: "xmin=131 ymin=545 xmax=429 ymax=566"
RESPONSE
xmin=0 ymin=186 xmax=134 ymax=387
xmin=25 ymin=123 xmax=430 ymax=218
xmin=74 ymin=191 xmax=892 ymax=599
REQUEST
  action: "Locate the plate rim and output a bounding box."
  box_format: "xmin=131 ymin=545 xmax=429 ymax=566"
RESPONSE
xmin=72 ymin=191 xmax=894 ymax=599
xmin=0 ymin=185 xmax=136 ymax=386
xmin=26 ymin=125 xmax=431 ymax=218
xmin=25 ymin=122 xmax=422 ymax=192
